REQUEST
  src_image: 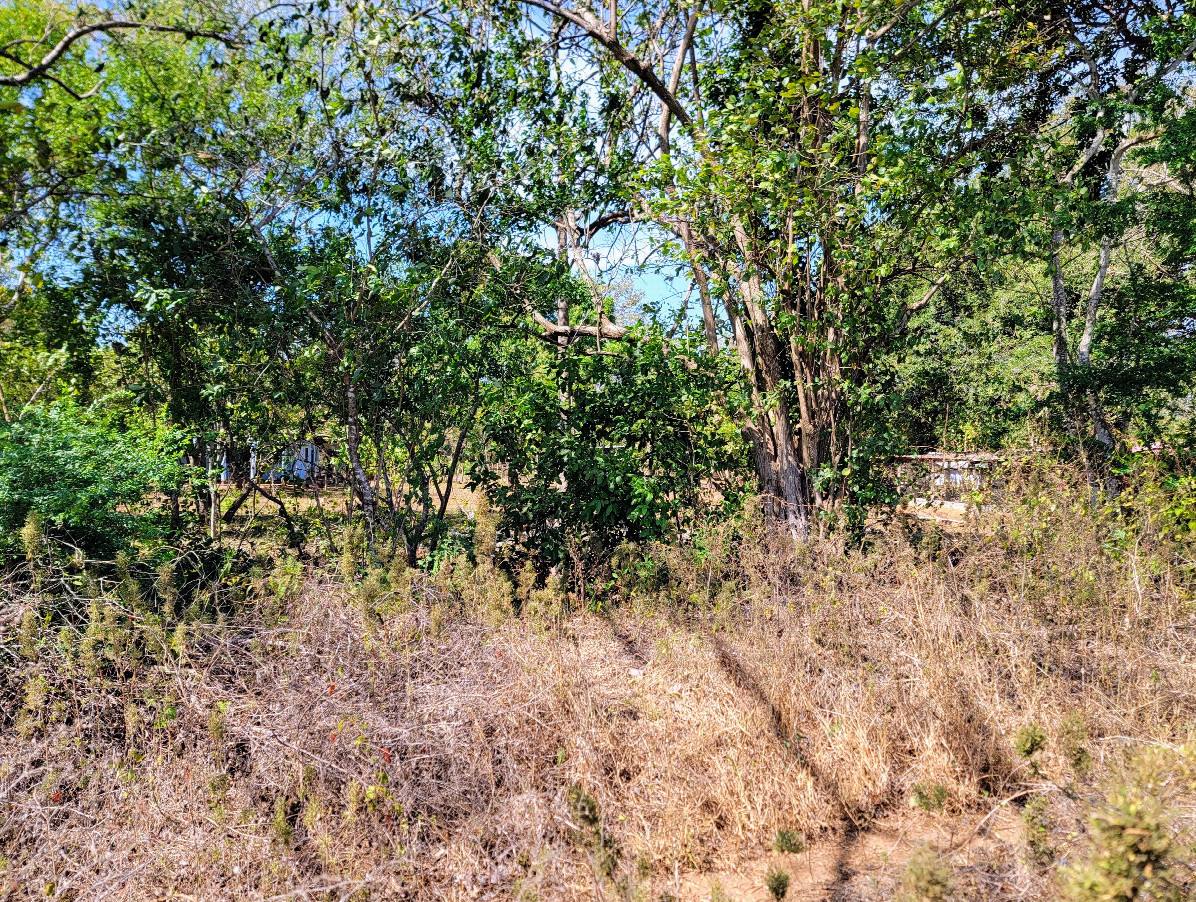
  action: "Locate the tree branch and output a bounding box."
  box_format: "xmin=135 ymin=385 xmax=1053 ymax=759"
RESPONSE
xmin=518 ymin=0 xmax=691 ymax=127
xmin=906 ymin=270 xmax=951 ymax=314
xmin=658 ymin=10 xmax=698 ymax=151
xmin=0 ymin=18 xmax=239 ymax=90
xmin=532 ymin=310 xmax=628 ymax=341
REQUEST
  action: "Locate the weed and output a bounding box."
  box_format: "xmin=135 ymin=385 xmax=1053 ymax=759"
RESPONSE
xmin=20 ymin=511 xmax=43 ymax=561
xmin=1022 ymin=795 xmax=1054 ymax=865
xmin=1059 ymin=714 xmax=1093 ymax=778
xmin=566 ymin=784 xmax=619 ymax=881
xmin=5 ymin=465 xmax=1196 ymax=900
xmin=634 ymin=850 xmax=652 ymax=880
xmin=1015 ymin=723 xmax=1047 ymax=760
xmin=207 ymin=773 xmax=231 ymax=804
xmin=523 ymin=567 xmax=565 ymax=628
xmin=272 ymin=795 xmax=296 ymax=848
xmin=18 ymin=606 xmax=39 ymax=660
xmin=897 ymin=845 xmax=953 ymax=901
xmin=156 ymin=560 xmax=178 ymax=620
xmin=271 ymin=555 xmax=304 ymax=604
xmin=764 ymin=866 xmax=790 ymax=900
xmin=339 ymin=524 xmax=363 ymax=581
xmin=772 ymin=829 xmax=805 ymax=854
xmin=912 ymin=782 xmax=949 ymax=813
xmin=355 ymin=567 xmax=390 ymax=622
xmin=707 ymin=879 xmax=732 ymax=902
xmin=207 ymin=704 xmax=226 ymax=747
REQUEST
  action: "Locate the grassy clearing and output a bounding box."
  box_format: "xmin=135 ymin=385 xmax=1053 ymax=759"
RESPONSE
xmin=2 ymin=470 xmax=1195 ymax=900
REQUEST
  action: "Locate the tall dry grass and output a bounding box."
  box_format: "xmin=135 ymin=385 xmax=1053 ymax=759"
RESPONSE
xmin=1 ymin=463 xmax=1194 ymax=900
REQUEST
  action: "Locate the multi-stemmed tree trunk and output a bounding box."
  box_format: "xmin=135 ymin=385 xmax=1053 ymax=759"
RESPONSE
xmin=521 ymin=0 xmax=937 ymax=535
xmin=1043 ymin=16 xmax=1196 ymax=498
xmin=521 ymin=0 xmax=1196 ymax=528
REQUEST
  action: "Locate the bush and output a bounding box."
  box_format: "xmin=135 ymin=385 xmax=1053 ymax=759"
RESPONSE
xmin=764 ymin=866 xmax=790 ymax=900
xmin=475 ymin=324 xmax=749 ymax=569
xmin=1063 ymin=748 xmax=1191 ymax=902
xmin=897 ymin=845 xmax=953 ymax=902
xmin=0 ymin=401 xmax=191 ymax=556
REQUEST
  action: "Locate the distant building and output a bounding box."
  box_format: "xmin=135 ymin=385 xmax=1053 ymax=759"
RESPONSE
xmin=893 ymin=452 xmax=1005 ymax=502
xmin=291 ymin=440 xmax=322 ymax=480
xmin=222 ymin=437 xmax=334 ymax=483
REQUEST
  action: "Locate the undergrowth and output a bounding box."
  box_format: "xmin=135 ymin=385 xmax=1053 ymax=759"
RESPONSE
xmin=1 ymin=464 xmax=1195 ymax=900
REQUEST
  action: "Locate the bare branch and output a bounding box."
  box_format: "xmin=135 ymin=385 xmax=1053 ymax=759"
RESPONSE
xmin=1061 ymin=128 xmax=1106 ymax=185
xmin=0 ymin=18 xmax=239 ymax=90
xmin=518 ymin=0 xmax=691 ymax=128
xmin=864 ymin=0 xmax=919 ymax=48
xmin=532 ymin=310 xmax=629 ymax=341
xmin=584 ymin=208 xmax=632 ymax=241
xmin=906 ymin=270 xmax=952 ymax=314
xmin=658 ymin=10 xmax=698 ymax=151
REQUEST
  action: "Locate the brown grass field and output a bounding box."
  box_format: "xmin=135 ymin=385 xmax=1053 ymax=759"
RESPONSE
xmin=2 ymin=468 xmax=1195 ymax=901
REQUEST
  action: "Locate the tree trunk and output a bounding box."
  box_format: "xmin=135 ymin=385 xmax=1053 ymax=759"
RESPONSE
xmin=1050 ymin=231 xmax=1107 ymax=498
xmin=734 ymin=263 xmax=810 ymax=534
xmin=715 ymin=265 xmax=811 ymax=534
xmin=344 ymin=370 xmax=378 ymax=548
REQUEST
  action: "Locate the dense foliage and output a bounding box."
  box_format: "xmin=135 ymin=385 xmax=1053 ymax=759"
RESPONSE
xmin=0 ymin=401 xmax=190 ymax=555
xmin=2 ymin=0 xmax=1196 ymax=568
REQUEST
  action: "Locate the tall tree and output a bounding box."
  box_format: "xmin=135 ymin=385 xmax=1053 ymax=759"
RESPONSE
xmin=504 ymin=0 xmax=1196 ymax=528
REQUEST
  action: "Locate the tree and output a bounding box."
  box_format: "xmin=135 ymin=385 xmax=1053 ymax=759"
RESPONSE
xmin=1027 ymin=3 xmax=1196 ymax=493
xmin=498 ymin=1 xmax=1112 ymax=531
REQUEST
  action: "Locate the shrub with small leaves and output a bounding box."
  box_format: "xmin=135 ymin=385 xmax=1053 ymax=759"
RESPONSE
xmin=765 ymin=866 xmax=790 ymax=900
xmin=897 ymin=845 xmax=953 ymax=902
xmin=0 ymin=403 xmax=191 ymax=557
xmin=1015 ymin=723 xmax=1047 ymax=760
xmin=1064 ymin=782 xmax=1179 ymax=901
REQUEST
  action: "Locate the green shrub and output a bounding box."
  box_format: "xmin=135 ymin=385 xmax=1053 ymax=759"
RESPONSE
xmin=0 ymin=401 xmax=191 ymax=556
xmin=764 ymin=866 xmax=790 ymax=900
xmin=772 ymin=829 xmax=805 ymax=854
xmin=1064 ymin=779 xmax=1181 ymax=901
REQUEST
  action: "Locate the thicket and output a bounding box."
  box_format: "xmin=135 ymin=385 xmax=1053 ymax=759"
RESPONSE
xmin=0 ymin=401 xmax=192 ymax=557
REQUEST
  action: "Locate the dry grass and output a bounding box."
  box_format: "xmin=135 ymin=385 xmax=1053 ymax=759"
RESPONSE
xmin=2 ymin=467 xmax=1196 ymax=900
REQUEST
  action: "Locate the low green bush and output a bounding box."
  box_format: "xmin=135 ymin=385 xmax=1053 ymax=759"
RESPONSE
xmin=0 ymin=400 xmax=193 ymax=557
